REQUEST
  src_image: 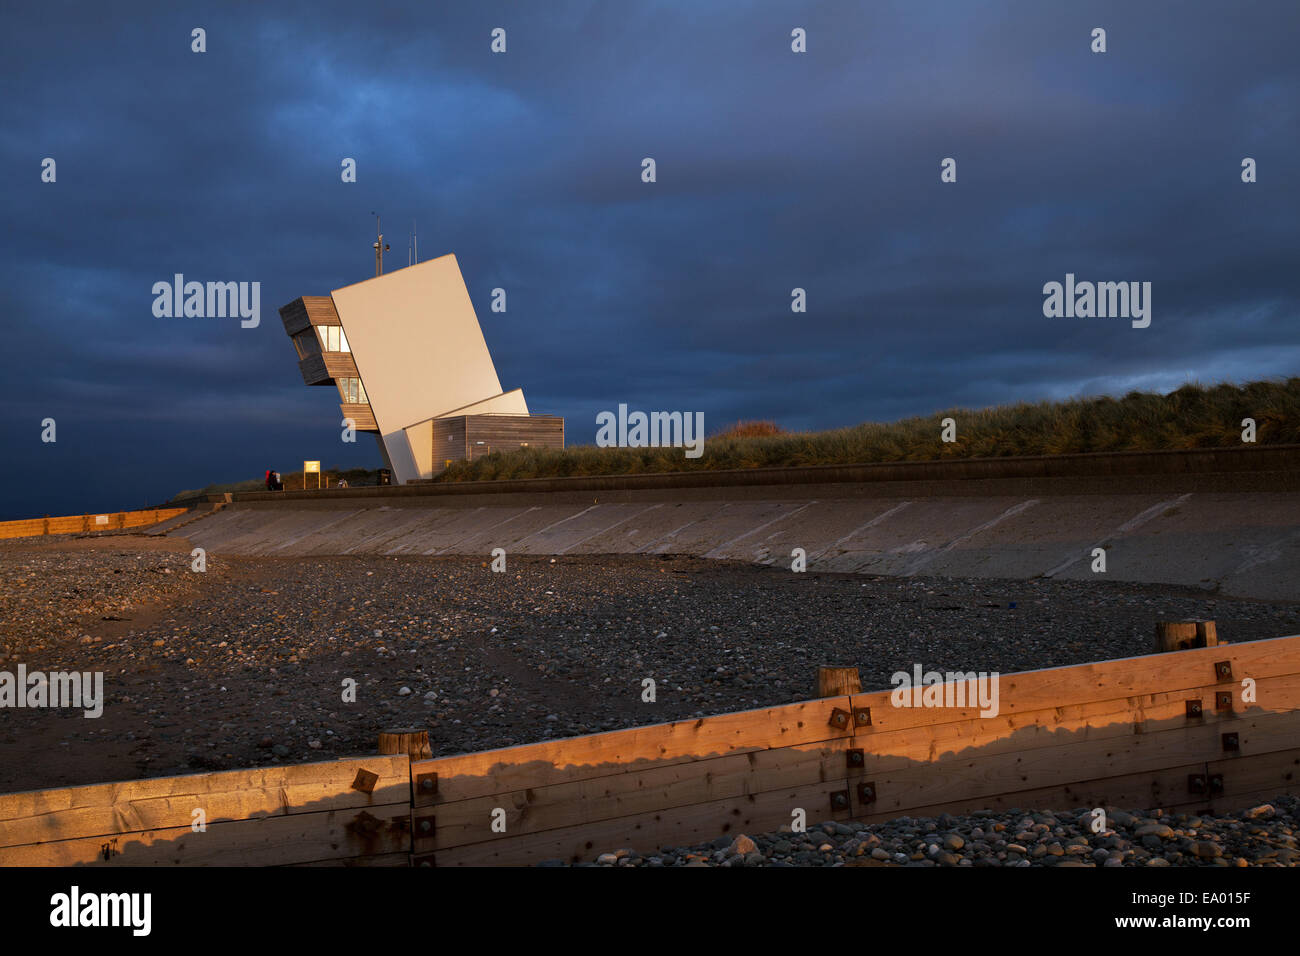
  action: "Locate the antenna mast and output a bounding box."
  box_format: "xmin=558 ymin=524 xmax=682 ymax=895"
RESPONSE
xmin=371 ymin=212 xmax=390 ymax=276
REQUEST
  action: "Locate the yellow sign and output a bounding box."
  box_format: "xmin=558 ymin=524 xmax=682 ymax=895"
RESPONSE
xmin=304 ymin=461 xmax=321 ymax=473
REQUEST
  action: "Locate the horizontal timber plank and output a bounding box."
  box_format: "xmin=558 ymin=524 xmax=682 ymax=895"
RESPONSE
xmin=847 ymin=634 xmax=1300 ymax=736
xmin=412 ymin=696 xmax=853 ymax=805
xmin=340 ymin=403 xmax=377 ymax=431
xmin=429 ymin=778 xmax=854 ymax=866
xmin=847 ymin=674 xmax=1300 ymax=771
xmin=422 ymin=739 xmax=853 ymax=851
xmin=0 ymin=756 xmax=409 ymax=849
xmin=0 ymin=801 xmax=410 ymax=866
xmin=856 ymin=708 xmax=1300 ymax=818
xmin=854 ymin=760 xmax=1215 ymax=824
xmin=1207 ymin=747 xmax=1300 ymax=808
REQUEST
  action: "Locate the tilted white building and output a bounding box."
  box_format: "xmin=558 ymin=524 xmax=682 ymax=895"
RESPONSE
xmin=279 ymin=254 xmax=561 ymax=484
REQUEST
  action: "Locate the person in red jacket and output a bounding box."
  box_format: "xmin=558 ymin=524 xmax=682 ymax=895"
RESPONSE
xmin=265 ymin=469 xmax=274 ymax=491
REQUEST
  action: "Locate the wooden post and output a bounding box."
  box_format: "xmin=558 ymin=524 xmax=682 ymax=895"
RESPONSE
xmin=1155 ymin=620 xmax=1217 ymax=653
xmin=379 ymin=728 xmax=432 ymax=760
xmin=817 ymin=666 xmax=861 ymax=698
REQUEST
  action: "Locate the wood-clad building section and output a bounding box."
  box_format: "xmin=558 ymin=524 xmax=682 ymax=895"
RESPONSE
xmin=432 ymin=414 xmax=564 ymax=472
xmin=296 ymin=351 xmax=360 ymax=387
xmin=278 ymin=294 xmax=378 ymax=432
xmin=278 ymin=296 xmax=341 ymax=336
xmin=340 ymin=402 xmax=378 ymax=432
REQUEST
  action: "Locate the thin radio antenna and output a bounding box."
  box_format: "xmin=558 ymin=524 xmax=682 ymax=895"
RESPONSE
xmin=371 ymin=212 xmax=390 ymax=276
xmin=413 ymin=219 xmax=418 ymax=265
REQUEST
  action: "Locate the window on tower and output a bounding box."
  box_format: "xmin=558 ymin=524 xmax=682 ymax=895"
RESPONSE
xmin=317 ymin=325 xmax=350 ymax=353
xmin=336 ymin=378 xmax=368 ymax=404
xmin=292 ymin=329 xmax=320 ymax=359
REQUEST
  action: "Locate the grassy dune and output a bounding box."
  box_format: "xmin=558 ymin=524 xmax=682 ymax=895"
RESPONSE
xmin=434 ymin=379 xmax=1300 ymax=483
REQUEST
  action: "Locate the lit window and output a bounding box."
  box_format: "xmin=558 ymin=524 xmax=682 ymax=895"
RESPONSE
xmin=336 ymin=378 xmax=369 ymax=404
xmin=317 ymin=325 xmax=349 ymax=352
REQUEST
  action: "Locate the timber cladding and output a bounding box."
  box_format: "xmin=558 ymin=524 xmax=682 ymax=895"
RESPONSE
xmin=0 ymin=508 xmax=188 ymax=541
xmin=432 ymin=414 xmax=564 ymax=472
xmin=296 ymin=351 xmax=329 ymax=386
xmin=278 ymin=295 xmax=340 ymax=336
xmin=340 ymin=402 xmax=378 ymax=432
xmin=296 ymin=350 xmax=359 ymax=386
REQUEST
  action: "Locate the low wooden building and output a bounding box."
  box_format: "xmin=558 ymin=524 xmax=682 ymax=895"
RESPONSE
xmin=432 ymin=414 xmax=564 ymax=473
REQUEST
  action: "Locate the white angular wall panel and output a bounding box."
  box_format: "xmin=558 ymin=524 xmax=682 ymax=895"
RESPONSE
xmin=330 ymin=255 xmax=508 ymax=484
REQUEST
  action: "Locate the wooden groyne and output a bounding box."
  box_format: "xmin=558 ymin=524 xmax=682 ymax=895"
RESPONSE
xmin=2 ymin=633 xmax=1296 ymax=866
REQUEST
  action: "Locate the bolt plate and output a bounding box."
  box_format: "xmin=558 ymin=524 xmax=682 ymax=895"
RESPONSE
xmin=857 ymin=781 xmax=877 ymax=805
xmin=415 ymin=772 xmax=439 ymax=796
xmin=846 ymin=748 xmax=865 ymax=769
xmin=350 ymin=769 xmax=379 ymax=794
xmin=853 ymin=707 xmax=872 ymax=728
xmin=828 ymin=707 xmax=851 ymax=730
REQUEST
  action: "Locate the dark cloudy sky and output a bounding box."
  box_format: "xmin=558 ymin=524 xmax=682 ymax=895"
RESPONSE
xmin=2 ymin=0 xmax=1297 ymax=519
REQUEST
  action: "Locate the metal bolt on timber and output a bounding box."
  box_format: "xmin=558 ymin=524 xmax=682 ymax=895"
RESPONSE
xmin=415 ymin=772 xmax=439 ymax=796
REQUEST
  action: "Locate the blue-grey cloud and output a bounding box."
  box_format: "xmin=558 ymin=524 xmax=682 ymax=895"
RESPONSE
xmin=1 ymin=0 xmax=1297 ymax=518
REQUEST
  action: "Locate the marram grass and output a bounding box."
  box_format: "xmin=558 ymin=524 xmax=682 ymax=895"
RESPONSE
xmin=433 ymin=379 xmax=1300 ymax=483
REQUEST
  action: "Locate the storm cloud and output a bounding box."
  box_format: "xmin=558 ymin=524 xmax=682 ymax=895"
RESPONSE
xmin=1 ymin=0 xmax=1297 ymax=517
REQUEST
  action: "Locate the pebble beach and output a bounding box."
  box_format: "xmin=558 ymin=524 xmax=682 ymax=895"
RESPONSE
xmin=2 ymin=532 xmax=1298 ymax=865
xmin=571 ymin=798 xmax=1300 ymax=867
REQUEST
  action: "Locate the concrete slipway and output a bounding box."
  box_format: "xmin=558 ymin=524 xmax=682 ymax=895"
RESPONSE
xmin=171 ymin=447 xmax=1300 ymax=602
